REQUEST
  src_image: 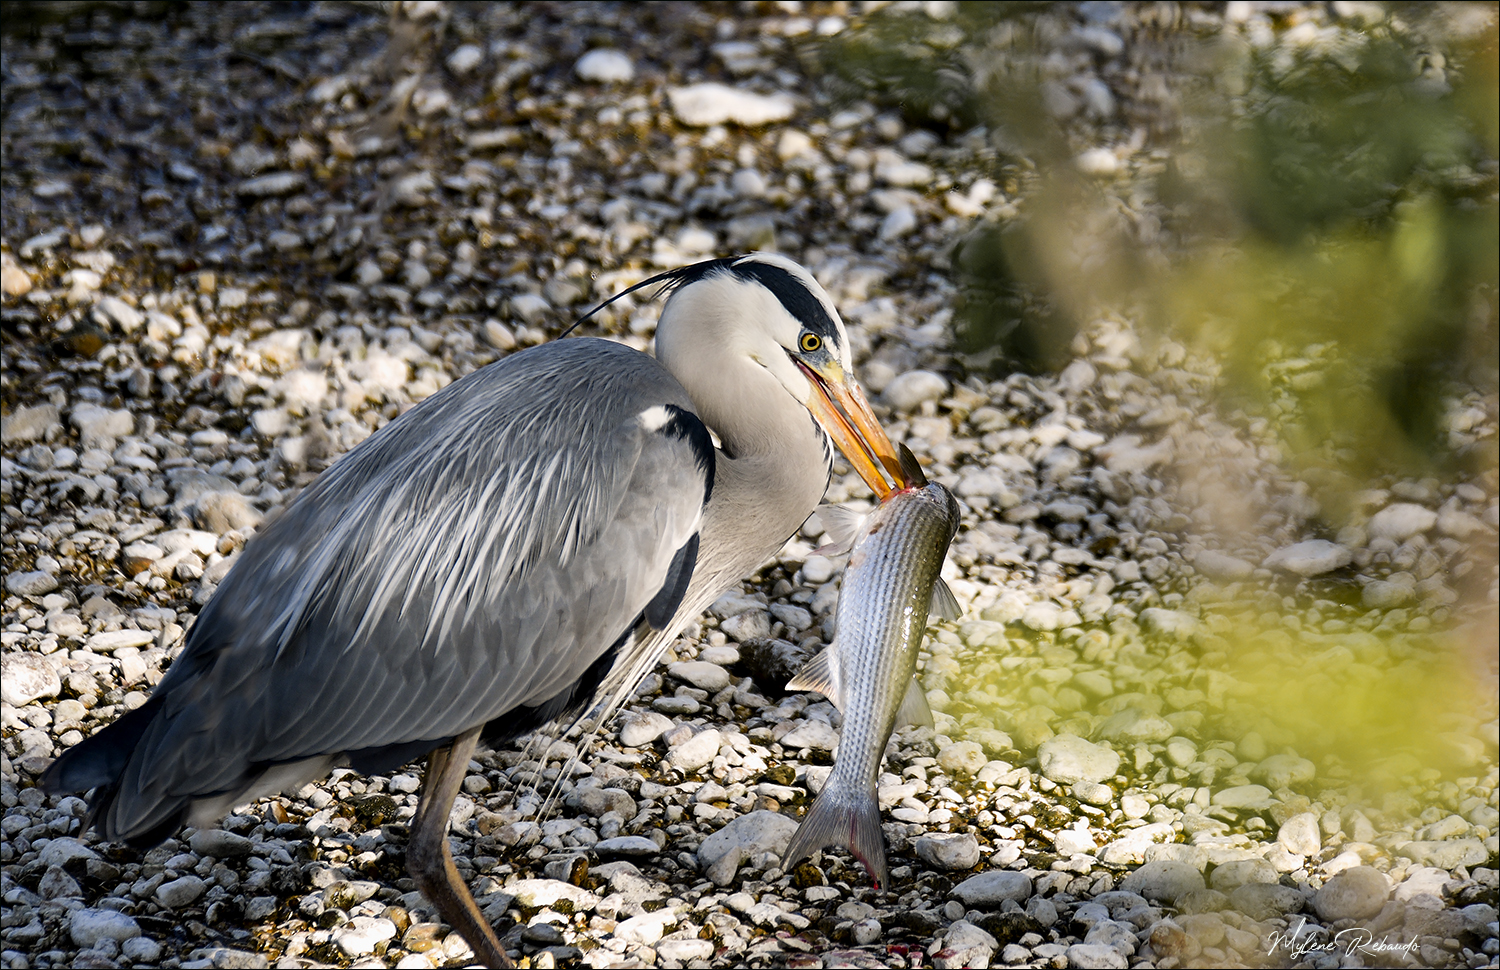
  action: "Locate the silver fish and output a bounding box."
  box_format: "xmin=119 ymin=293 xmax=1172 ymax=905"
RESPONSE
xmin=782 ymin=444 xmax=960 ymax=888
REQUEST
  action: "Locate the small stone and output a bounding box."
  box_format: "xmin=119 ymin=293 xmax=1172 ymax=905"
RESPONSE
xmin=1066 ymin=942 xmax=1129 ymax=968
xmin=195 ymin=490 xmax=262 ymax=533
xmin=1022 ymin=601 xmax=1061 ymax=631
xmin=915 ymin=833 xmax=980 ymax=870
xmin=576 ymin=49 xmax=634 ymax=83
xmin=1193 ymin=550 xmax=1254 ymax=581
xmin=70 ymin=908 xmax=142 ymax=949
xmin=781 ymin=719 xmax=839 ymax=751
xmin=721 ymin=610 xmax=772 ymax=642
xmin=1255 ymin=754 xmax=1315 ymax=790
xmin=89 ymin=630 xmax=157 ymax=653
xmin=933 ymin=920 xmax=997 ymax=970
xmin=1396 ymin=839 xmax=1490 ymax=869
xmin=1 ymin=652 xmax=61 ymax=706
xmin=1119 ymin=861 xmax=1205 ymax=903
xmin=1313 ymin=865 xmax=1389 ymax=921
xmin=1263 ymin=540 xmax=1352 ymax=577
xmin=5 ymin=570 xmax=59 ymax=596
xmin=593 ymin=836 xmax=659 ymax=858
xmin=507 ymin=879 xmax=599 ymax=911
xmin=883 ymin=370 xmax=949 ymax=411
xmin=668 ymin=660 xmax=731 ymax=692
xmin=668 ymin=83 xmax=795 ymax=127
xmin=121 ymin=937 xmax=162 ymax=963
xmin=335 ymin=916 xmax=398 ymax=958
xmin=697 ymin=810 xmax=799 ymax=869
xmin=1362 ymin=579 xmax=1415 ymax=609
xmin=1208 ymin=858 xmax=1278 ymax=893
xmin=190 ymin=828 xmax=254 ymax=858
xmin=1277 ymin=812 xmax=1321 ymax=856
xmin=1037 ymin=734 xmax=1120 ymax=784
xmin=949 ymin=870 xmax=1033 ymax=907
xmin=936 ymin=741 xmax=986 ymax=775
xmin=1368 ymin=502 xmax=1438 ymax=540
xmin=1210 ymin=785 xmax=1274 ymax=811
xmin=1074 ymin=148 xmax=1119 ymax=177
xmin=446 ymin=43 xmax=483 ymax=74
xmin=1228 ymin=883 xmax=1304 ymax=920
xmin=668 ymin=728 xmax=721 ymax=770
xmin=156 ymin=874 xmax=208 ymax=908
xmin=619 ymin=711 xmax=673 ymax=747
xmin=657 ymin=939 xmax=715 ymax=962
xmin=1 ymin=404 xmax=60 ymax=442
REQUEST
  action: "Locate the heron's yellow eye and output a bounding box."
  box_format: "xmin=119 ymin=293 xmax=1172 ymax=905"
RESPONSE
xmin=799 ymin=333 xmax=822 ymax=353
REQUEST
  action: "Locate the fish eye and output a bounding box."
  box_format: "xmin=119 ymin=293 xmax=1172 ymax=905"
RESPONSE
xmin=799 ymin=332 xmax=822 ymax=353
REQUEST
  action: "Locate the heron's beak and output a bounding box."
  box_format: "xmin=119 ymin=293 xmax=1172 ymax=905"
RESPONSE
xmin=798 ymin=361 xmax=906 ymax=499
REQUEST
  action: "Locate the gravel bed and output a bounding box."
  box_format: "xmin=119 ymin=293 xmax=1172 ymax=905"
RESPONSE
xmin=3 ymin=3 xmax=1497 ymax=970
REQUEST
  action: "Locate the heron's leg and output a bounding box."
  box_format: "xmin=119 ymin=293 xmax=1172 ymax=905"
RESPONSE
xmin=408 ymin=725 xmax=514 ymax=969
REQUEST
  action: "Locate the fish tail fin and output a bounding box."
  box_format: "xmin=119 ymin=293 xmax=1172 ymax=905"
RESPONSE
xmin=782 ymin=779 xmax=889 ymax=890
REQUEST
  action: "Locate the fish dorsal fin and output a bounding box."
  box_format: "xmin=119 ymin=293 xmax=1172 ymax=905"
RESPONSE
xmin=929 ymin=578 xmax=961 ymax=623
xmin=897 ymin=677 xmax=934 ymax=728
xmin=786 ymin=647 xmax=842 ymax=711
xmin=898 ymin=443 xmax=927 ymax=488
xmin=813 ymin=504 xmax=866 ymax=556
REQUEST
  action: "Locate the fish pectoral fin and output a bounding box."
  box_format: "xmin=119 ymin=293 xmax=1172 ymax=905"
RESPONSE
xmin=929 ymin=578 xmax=961 ymax=623
xmin=896 ymin=677 xmax=934 ymax=729
xmin=786 ymin=648 xmax=841 ymax=710
xmin=814 ymin=503 xmax=867 ymax=556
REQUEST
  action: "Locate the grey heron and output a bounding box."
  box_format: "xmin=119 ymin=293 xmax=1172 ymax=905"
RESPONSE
xmin=44 ymin=252 xmax=907 ymax=967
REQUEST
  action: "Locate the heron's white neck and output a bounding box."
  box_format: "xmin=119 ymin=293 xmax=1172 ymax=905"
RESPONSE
xmin=658 ymin=333 xmax=830 ymax=587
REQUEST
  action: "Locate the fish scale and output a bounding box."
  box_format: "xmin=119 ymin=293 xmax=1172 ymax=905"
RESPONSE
xmin=782 ymin=446 xmax=960 ymax=888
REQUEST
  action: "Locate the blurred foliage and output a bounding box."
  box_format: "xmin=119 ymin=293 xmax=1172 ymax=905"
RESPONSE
xmin=819 ymin=3 xmax=1499 ymax=492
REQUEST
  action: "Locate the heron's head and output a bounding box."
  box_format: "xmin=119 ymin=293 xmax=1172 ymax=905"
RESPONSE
xmin=652 ymin=253 xmax=906 ymax=497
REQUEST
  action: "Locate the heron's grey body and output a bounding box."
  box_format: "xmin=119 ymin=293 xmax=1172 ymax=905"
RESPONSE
xmin=46 ymin=253 xmax=900 ymax=966
xmin=45 ymin=253 xmax=856 ymax=835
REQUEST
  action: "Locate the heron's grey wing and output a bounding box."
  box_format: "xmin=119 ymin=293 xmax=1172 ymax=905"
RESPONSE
xmin=86 ymin=339 xmax=709 ymax=839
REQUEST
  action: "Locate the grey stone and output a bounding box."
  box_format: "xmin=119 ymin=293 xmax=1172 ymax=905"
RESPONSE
xmin=1119 ymin=861 xmax=1205 ymax=903
xmin=594 ymin=836 xmax=660 ymax=858
xmin=1 ymin=652 xmax=61 ymax=706
xmin=1208 ymin=858 xmax=1278 ymax=893
xmin=1263 ymin=540 xmax=1352 ymax=576
xmin=2 ymin=404 xmax=60 ymax=442
xmin=915 ymin=833 xmax=980 ymax=871
xmin=575 ymin=49 xmax=634 ymax=83
xmin=697 ymin=810 xmax=799 ymax=869
xmin=1070 ymin=940 xmax=1130 ymax=968
xmin=1368 ymin=503 xmax=1437 ymax=540
xmin=933 ymin=920 xmax=997 ymax=970
xmin=668 ymin=83 xmax=794 ymax=127
xmin=334 ymin=916 xmax=398 ymax=957
xmin=780 ymin=718 xmax=838 ymax=751
xmin=668 ymin=728 xmax=721 ymax=770
xmin=190 ymin=828 xmax=254 ymax=858
xmin=618 ymin=711 xmax=674 ymax=747
xmin=156 ymin=874 xmax=208 ymax=908
xmin=507 ymin=879 xmax=599 ymax=911
xmin=1313 ymin=866 xmax=1389 ymax=921
xmin=950 ymin=870 xmax=1034 ymax=907
xmin=1396 ymin=839 xmax=1490 ymax=869
xmin=4 ymin=570 xmax=59 ymax=597
xmin=667 ymin=660 xmax=731 ymax=692
xmin=1210 ymin=784 xmax=1274 ymax=811
xmin=70 ymin=908 xmax=142 ymax=948
xmin=1228 ymin=883 xmax=1304 ymax=920
xmin=1038 ymin=734 xmax=1120 ymax=784
xmin=884 ymin=370 xmax=949 ymax=411
xmin=1277 ymin=812 xmax=1322 ymax=856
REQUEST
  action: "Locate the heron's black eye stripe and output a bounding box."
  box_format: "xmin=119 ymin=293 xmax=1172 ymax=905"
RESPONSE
xmin=800 ymin=333 xmax=821 ymax=353
xmin=730 ymin=259 xmax=838 ymax=338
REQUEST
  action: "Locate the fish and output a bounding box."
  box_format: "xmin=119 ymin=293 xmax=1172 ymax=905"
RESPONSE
xmin=781 ymin=443 xmax=961 ymax=889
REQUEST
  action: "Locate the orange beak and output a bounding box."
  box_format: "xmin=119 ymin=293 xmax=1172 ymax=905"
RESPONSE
xmin=798 ymin=361 xmax=906 ymax=499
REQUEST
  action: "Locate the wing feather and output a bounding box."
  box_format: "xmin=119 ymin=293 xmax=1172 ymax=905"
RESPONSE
xmin=96 ymin=339 xmax=711 ymax=837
